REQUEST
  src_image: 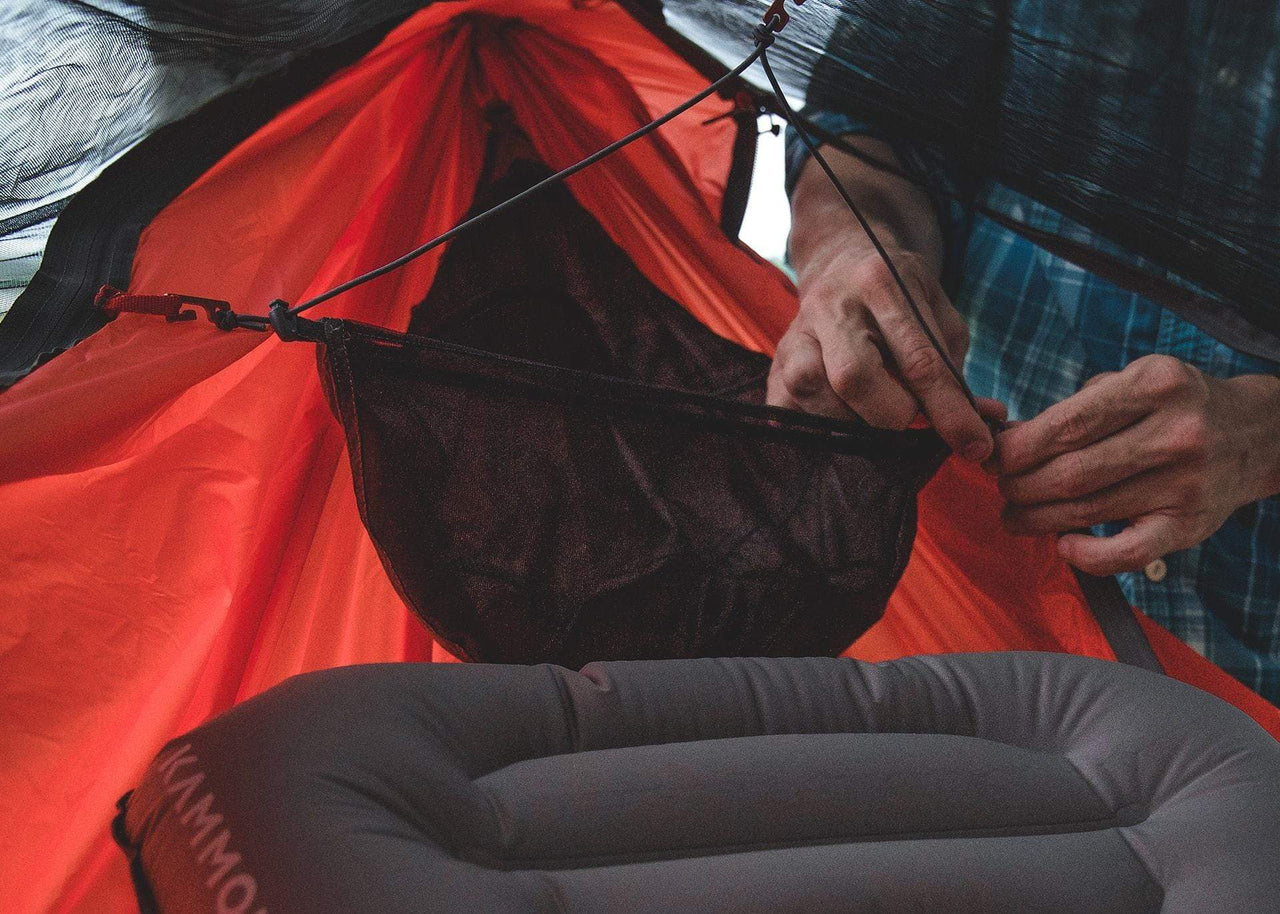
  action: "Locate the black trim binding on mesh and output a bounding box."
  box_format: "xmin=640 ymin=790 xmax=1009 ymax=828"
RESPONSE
xmin=317 ymin=315 xmax=944 ymax=452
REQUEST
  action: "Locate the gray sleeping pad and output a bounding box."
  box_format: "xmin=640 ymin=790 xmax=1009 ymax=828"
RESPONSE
xmin=118 ymin=652 xmax=1280 ymax=913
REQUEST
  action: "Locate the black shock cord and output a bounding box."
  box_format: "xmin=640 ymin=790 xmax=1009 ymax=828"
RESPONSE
xmin=287 ymin=40 xmax=767 ymax=318
xmin=248 ymin=10 xmax=978 ymax=418
xmin=754 ymin=39 xmax=978 ymax=412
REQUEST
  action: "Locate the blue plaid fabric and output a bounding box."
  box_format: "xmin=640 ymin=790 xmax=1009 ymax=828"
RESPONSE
xmin=787 ymin=112 xmax=1280 ymax=702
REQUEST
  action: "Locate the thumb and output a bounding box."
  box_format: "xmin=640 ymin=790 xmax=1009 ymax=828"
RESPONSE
xmin=1057 ymin=514 xmax=1177 ymax=576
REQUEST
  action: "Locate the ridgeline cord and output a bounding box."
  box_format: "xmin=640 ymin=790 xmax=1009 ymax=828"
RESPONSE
xmin=205 ymin=7 xmax=980 ymax=419
xmin=286 ymin=40 xmax=768 ymax=319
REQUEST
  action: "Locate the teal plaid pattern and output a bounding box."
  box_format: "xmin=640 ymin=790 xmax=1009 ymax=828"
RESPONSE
xmin=787 ymin=113 xmax=1280 ymax=702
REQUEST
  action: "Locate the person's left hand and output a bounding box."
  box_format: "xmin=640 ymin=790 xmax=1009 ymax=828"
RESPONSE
xmin=992 ymin=354 xmax=1280 ymax=576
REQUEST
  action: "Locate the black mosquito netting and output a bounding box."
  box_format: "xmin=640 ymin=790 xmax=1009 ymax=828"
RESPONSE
xmin=4 ymin=0 xmax=1280 ymax=376
xmin=665 ymin=0 xmax=1280 ymax=361
xmin=318 ymin=125 xmax=946 ymax=666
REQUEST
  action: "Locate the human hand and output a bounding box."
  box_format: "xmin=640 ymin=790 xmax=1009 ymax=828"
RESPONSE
xmin=766 ymin=244 xmax=1004 ymax=460
xmin=994 ymin=354 xmax=1280 ymax=575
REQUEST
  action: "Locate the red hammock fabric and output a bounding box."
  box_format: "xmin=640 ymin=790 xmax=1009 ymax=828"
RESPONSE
xmin=0 ymin=3 xmax=1274 ymax=911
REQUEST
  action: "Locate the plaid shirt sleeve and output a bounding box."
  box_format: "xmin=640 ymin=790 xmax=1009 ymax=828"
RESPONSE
xmin=786 ymin=111 xmax=1280 ymax=704
xmin=784 ymin=110 xmax=973 ymax=293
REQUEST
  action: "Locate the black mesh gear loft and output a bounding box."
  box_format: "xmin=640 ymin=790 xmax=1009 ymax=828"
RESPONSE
xmin=316 ymin=134 xmax=947 ymax=666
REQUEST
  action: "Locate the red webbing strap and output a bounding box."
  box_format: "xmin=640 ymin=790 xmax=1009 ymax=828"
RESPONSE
xmin=95 ymin=285 xmax=232 ymax=324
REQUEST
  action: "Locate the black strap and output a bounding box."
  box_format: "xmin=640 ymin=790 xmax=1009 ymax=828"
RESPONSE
xmin=111 ymin=791 xmax=161 ymax=914
xmin=1071 ymin=568 xmax=1164 ymax=674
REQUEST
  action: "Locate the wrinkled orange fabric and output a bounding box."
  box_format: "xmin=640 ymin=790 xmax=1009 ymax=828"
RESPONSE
xmin=0 ymin=5 xmax=779 ymax=911
xmin=852 ymin=459 xmax=1280 ymax=743
xmin=0 ymin=2 xmax=1274 ymax=912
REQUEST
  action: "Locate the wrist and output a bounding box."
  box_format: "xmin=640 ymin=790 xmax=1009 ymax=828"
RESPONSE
xmin=790 ymin=186 xmax=910 ymax=288
xmin=788 ymin=140 xmax=943 ymax=285
xmin=1222 ymin=373 xmax=1280 ymax=504
xmin=794 ymin=232 xmax=905 ymax=290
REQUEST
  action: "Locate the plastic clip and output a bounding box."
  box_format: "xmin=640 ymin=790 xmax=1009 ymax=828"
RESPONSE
xmin=95 ymin=285 xmax=231 ymax=324
xmin=761 ymin=0 xmax=803 ymax=34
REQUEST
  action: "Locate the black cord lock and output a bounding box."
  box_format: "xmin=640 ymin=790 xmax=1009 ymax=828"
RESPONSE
xmin=268 ymin=300 xmax=324 ymax=343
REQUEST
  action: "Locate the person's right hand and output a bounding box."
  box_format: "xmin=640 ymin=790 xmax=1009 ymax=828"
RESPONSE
xmin=766 ymin=241 xmax=1002 ymax=461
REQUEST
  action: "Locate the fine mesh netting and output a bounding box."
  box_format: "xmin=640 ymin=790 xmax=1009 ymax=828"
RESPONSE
xmin=662 ymin=0 xmax=1280 ymax=359
xmin=318 ymin=131 xmax=946 ymax=666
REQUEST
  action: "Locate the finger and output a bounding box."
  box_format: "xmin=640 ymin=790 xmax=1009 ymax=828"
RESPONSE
xmin=1081 ymin=371 xmax=1117 ymax=390
xmin=935 ymin=298 xmax=971 ymax=364
xmin=767 ymin=331 xmax=860 ymax=420
xmin=1057 ymin=514 xmax=1180 ymax=576
xmin=984 ymin=418 xmax=1023 ymax=473
xmin=995 ymin=374 xmax=1153 ymax=475
xmin=873 ymin=304 xmax=991 ymax=460
xmin=999 ymin=412 xmax=1174 ymax=505
xmin=820 ymin=320 xmax=919 ymax=429
xmin=1001 ymin=465 xmax=1181 ymax=536
xmin=898 ymin=270 xmax=969 ymax=366
xmin=977 ymin=398 xmax=1008 ymax=423
xmin=977 ymin=401 xmax=1010 ymax=470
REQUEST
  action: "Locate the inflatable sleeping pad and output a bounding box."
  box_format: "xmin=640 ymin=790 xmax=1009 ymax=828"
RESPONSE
xmin=116 ymin=652 xmax=1280 ymax=913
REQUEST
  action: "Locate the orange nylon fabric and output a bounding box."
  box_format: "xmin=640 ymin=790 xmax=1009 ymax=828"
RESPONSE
xmin=0 ymin=2 xmax=1274 ymax=912
xmin=854 ymin=458 xmax=1280 ymax=742
xmin=0 ymin=5 xmax=782 ymax=911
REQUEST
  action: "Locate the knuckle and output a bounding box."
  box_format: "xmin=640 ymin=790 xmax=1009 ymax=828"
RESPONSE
xmin=807 ymin=279 xmax=850 ymax=315
xmin=896 ymin=340 xmax=948 ymax=389
xmin=1136 ymin=354 xmax=1195 ymax=398
xmin=847 ymin=256 xmax=899 ymax=305
xmin=828 ymin=359 xmax=872 ymax=400
xmin=1177 ymin=472 xmax=1211 ymax=508
xmin=1054 ymin=408 xmax=1092 ymax=448
xmin=777 ymin=360 xmax=824 ymax=399
xmin=1058 ymin=452 xmax=1092 ymax=496
xmin=1168 ymin=413 xmax=1211 ymax=461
